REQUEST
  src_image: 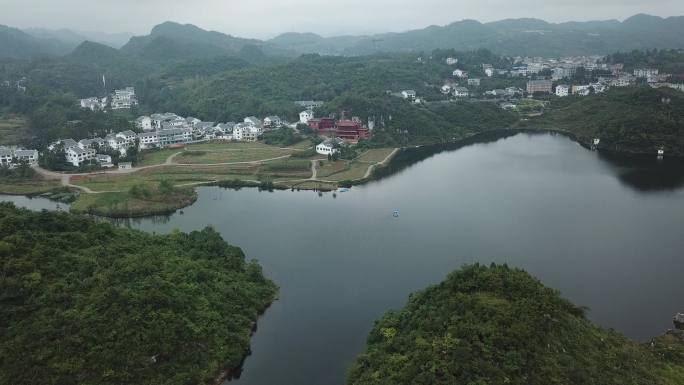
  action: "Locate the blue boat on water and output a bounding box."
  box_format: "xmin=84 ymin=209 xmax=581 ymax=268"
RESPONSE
xmin=338 ymin=188 xmax=350 ymax=193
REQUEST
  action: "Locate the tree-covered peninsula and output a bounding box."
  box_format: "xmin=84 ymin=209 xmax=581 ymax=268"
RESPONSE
xmin=348 ymin=264 xmax=684 ymax=385
xmin=0 ymin=203 xmax=278 ymax=385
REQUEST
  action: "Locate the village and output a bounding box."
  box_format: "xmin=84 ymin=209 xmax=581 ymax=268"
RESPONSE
xmin=2 ymin=54 xmax=684 ymax=171
xmin=399 ymin=55 xmax=684 ymax=109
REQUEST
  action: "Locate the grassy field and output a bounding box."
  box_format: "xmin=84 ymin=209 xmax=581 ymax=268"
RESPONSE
xmin=356 ymin=148 xmax=396 ymax=163
xmin=0 ymin=116 xmax=32 ymax=145
xmin=70 ymin=187 xmax=197 ymax=217
xmin=0 ymin=179 xmax=63 ymax=195
xmin=138 ymin=140 xmax=313 ymax=167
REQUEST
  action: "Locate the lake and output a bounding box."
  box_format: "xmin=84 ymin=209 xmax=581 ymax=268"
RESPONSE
xmin=3 ymin=132 xmax=684 ymax=385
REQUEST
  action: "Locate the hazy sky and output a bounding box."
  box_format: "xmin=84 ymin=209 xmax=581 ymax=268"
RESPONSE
xmin=3 ymin=0 xmax=683 ymax=39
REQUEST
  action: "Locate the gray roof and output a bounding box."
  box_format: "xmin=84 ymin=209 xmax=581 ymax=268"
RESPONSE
xmin=120 ymin=130 xmax=137 ymax=137
xmin=0 ymin=148 xmax=13 ymax=157
xmin=62 ymin=139 xmax=78 ymax=148
xmin=15 ymin=149 xmax=37 ymax=157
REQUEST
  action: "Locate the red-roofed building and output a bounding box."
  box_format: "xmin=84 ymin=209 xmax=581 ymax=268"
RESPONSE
xmin=336 ymin=120 xmax=370 ymax=142
xmin=308 ymin=118 xmax=336 ymax=135
xmin=309 ymin=117 xmax=371 ymax=143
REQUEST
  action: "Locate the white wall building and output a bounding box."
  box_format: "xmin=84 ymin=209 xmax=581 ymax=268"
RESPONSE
xmin=135 ymin=116 xmax=153 ymax=131
xmin=316 ymin=139 xmax=342 ymax=155
xmin=453 ymin=87 xmax=469 ymax=98
xmin=111 ymin=87 xmax=138 ymax=110
xmin=555 ymin=85 xmax=570 ymax=97
xmin=138 ymin=132 xmax=160 ymax=150
xmin=299 ymin=110 xmax=314 ymax=124
xmin=233 ymin=124 xmax=262 ymax=142
xmin=66 ymin=146 xmax=96 ymax=167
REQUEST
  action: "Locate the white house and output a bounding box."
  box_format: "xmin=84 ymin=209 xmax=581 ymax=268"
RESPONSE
xmin=116 ymin=130 xmax=137 ymax=144
xmin=445 ymin=57 xmax=458 ymax=65
xmin=106 ymin=134 xmax=130 ymax=156
xmin=441 ymin=85 xmax=453 ymax=94
xmin=118 ymin=162 xmax=133 ymax=170
xmin=453 ymin=87 xmax=469 ymax=98
xmin=158 ymin=128 xmax=192 ymax=147
xmin=453 ymin=69 xmax=468 ymax=78
xmin=80 ymin=97 xmax=107 ymax=111
xmin=316 ymin=138 xmax=343 ymax=155
xmin=401 ymin=90 xmax=416 ymax=100
xmin=634 ymin=68 xmax=658 ymax=78
xmin=66 ymin=146 xmax=96 ymax=167
xmin=264 ymin=116 xmax=282 ymax=128
xmin=96 ymin=154 xmax=112 ymax=164
xmin=233 ymin=124 xmax=262 ymax=142
xmin=244 ymin=116 xmax=262 ymax=127
xmin=111 ymin=87 xmax=137 ymax=110
xmin=555 ymin=85 xmax=570 ymax=97
xmin=0 ymin=148 xmax=14 ymax=166
xmin=300 ymin=110 xmax=314 ymax=124
xmin=467 ymin=78 xmax=481 ymax=86
xmin=138 ymin=132 xmax=160 ymax=150
xmin=135 ymin=116 xmax=153 ymax=131
xmin=14 ymin=149 xmax=39 ymax=164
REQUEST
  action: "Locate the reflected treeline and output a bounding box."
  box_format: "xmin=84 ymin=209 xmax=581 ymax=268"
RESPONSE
xmin=376 ymin=129 xmax=684 ymax=193
xmin=373 ymin=129 xmax=520 ymax=181
xmin=97 ymin=213 xmax=174 ymax=228
xmin=598 ymin=153 xmax=684 ymax=192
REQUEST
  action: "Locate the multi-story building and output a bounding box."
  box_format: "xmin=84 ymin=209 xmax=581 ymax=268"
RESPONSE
xmin=555 ymin=85 xmax=570 ymax=97
xmin=111 ymin=87 xmax=138 ymax=110
xmin=158 ymin=128 xmax=193 ymax=147
xmin=526 ymin=80 xmax=553 ymax=94
xmin=66 ymin=146 xmax=96 ymax=167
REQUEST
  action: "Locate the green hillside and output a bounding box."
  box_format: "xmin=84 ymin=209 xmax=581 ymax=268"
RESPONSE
xmin=0 ymin=203 xmax=278 ymax=385
xmin=348 ymin=264 xmax=684 ymax=385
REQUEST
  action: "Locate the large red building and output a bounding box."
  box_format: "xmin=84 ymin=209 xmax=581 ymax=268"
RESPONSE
xmin=308 ymin=118 xmax=371 ymax=143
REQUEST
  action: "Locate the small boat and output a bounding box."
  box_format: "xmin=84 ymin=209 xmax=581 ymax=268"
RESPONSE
xmin=393 ymin=210 xmax=399 ymax=218
xmin=338 ymin=188 xmax=350 ymax=193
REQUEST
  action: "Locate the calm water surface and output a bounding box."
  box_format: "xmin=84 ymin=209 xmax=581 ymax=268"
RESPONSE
xmin=4 ymin=132 xmax=684 ymax=385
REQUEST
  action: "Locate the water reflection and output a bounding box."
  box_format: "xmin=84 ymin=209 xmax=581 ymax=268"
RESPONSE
xmin=599 ymin=153 xmax=684 ymax=192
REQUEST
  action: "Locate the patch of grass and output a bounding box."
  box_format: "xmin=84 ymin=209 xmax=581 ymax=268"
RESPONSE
xmin=137 ymin=148 xmax=181 ymax=167
xmin=0 ymin=179 xmax=62 ymax=195
xmin=70 ymin=187 xmax=197 ymax=218
xmin=174 ymin=147 xmax=293 ymax=164
xmin=0 ymin=116 xmax=32 ymax=145
xmin=356 ymin=148 xmax=395 ymax=164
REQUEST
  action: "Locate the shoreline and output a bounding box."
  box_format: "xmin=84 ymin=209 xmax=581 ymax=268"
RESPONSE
xmin=1 ymin=128 xmax=680 ymax=219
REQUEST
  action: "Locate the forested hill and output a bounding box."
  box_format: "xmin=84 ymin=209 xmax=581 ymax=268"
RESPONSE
xmin=348 ymin=264 xmax=684 ymax=385
xmin=0 ymin=203 xmax=278 ymax=385
xmin=270 ymin=14 xmax=684 ymax=56
xmin=525 ymin=87 xmax=684 ymax=156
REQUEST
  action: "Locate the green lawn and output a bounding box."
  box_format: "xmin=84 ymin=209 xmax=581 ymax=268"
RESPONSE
xmin=138 ymin=148 xmax=181 ymax=166
xmin=356 ymin=148 xmax=395 ymax=164
xmin=174 ymin=147 xmax=293 ymax=164
xmin=0 ymin=116 xmax=32 ymax=145
xmin=0 ymin=179 xmax=62 ymax=195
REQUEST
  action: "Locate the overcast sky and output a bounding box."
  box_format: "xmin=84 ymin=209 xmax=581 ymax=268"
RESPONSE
xmin=3 ymin=0 xmax=683 ymax=39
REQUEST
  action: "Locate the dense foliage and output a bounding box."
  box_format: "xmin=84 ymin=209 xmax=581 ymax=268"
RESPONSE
xmin=0 ymin=203 xmax=278 ymax=385
xmin=526 ymin=86 xmax=684 ymax=155
xmin=348 ymin=264 xmax=684 ymax=385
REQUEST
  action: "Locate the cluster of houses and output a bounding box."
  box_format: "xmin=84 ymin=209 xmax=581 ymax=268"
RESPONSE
xmin=44 ymin=112 xmax=292 ymax=167
xmin=0 ymin=146 xmax=39 ymax=168
xmin=80 ymin=87 xmax=138 ymax=111
xmin=1 ymin=77 xmax=27 ymax=93
xmin=135 ymin=112 xmax=289 ymax=146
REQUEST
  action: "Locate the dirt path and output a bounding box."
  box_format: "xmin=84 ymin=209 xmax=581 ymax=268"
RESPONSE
xmin=362 ymin=148 xmax=399 ymax=179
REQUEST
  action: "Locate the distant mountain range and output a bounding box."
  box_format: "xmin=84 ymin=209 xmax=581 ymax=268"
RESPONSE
xmin=1 ymin=14 xmax=683 ymax=60
xmin=268 ymin=14 xmax=684 ymax=56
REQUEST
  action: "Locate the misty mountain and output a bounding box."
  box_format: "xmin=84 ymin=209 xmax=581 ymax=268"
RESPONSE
xmin=269 ymin=14 xmax=684 ymax=56
xmin=0 ymin=24 xmax=74 ymax=58
xmin=120 ymin=21 xmax=294 ymax=63
xmin=24 ymin=28 xmax=133 ymax=49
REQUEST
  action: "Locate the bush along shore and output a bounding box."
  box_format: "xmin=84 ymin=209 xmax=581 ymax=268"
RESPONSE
xmin=0 ymin=202 xmax=279 ymax=385
xmin=348 ymin=264 xmax=684 ymax=385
